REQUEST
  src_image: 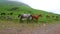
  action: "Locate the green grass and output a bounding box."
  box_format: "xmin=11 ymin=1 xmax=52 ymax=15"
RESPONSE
xmin=0 ymin=1 xmax=60 ymax=33
xmin=0 ymin=20 xmax=43 ymax=30
xmin=0 ymin=19 xmax=60 ymax=30
xmin=0 ymin=3 xmax=60 ymax=24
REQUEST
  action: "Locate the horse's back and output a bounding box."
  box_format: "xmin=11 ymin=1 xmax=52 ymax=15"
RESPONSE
xmin=22 ymin=14 xmax=31 ymax=17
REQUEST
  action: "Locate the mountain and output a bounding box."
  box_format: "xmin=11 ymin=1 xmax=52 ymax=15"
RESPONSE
xmin=0 ymin=0 xmax=28 ymax=6
xmin=0 ymin=0 xmax=31 ymax=8
xmin=0 ymin=0 xmax=32 ymax=12
xmin=0 ymin=0 xmax=60 ymax=23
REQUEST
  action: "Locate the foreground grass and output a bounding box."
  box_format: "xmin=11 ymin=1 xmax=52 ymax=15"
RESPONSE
xmin=0 ymin=20 xmax=42 ymax=30
xmin=0 ymin=19 xmax=60 ymax=30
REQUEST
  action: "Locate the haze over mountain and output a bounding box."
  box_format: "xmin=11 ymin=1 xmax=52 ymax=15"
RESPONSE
xmin=0 ymin=0 xmax=60 ymax=15
xmin=8 ymin=0 xmax=60 ymax=14
xmin=0 ymin=0 xmax=30 ymax=7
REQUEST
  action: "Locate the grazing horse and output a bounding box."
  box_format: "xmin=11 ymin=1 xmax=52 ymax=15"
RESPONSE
xmin=31 ymin=14 xmax=42 ymax=22
xmin=18 ymin=14 xmax=32 ymax=23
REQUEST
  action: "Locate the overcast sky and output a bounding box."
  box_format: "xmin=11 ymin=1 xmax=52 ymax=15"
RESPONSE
xmin=8 ymin=0 xmax=60 ymax=14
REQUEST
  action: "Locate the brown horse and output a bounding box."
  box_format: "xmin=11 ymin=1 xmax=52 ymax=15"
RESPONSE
xmin=31 ymin=14 xmax=42 ymax=22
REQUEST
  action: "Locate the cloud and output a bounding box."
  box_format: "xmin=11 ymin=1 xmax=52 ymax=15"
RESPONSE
xmin=8 ymin=0 xmax=60 ymax=14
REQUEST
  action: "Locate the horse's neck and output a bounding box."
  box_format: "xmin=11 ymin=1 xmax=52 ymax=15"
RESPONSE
xmin=32 ymin=15 xmax=40 ymax=17
xmin=37 ymin=15 xmax=40 ymax=17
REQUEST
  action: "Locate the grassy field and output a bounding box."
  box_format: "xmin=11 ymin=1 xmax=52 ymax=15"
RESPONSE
xmin=0 ymin=5 xmax=60 ymax=23
xmin=0 ymin=1 xmax=60 ymax=34
xmin=0 ymin=1 xmax=60 ymax=24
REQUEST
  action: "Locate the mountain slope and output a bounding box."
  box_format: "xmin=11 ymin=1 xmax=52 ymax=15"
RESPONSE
xmin=0 ymin=0 xmax=29 ymax=6
xmin=0 ymin=0 xmax=60 ymax=23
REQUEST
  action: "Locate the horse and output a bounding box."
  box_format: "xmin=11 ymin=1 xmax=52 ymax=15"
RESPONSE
xmin=18 ymin=14 xmax=32 ymax=23
xmin=31 ymin=14 xmax=42 ymax=23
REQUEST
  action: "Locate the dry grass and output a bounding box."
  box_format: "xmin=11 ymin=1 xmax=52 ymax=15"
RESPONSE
xmin=0 ymin=20 xmax=60 ymax=34
xmin=0 ymin=20 xmax=42 ymax=29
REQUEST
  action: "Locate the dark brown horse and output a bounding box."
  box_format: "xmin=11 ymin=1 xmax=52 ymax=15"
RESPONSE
xmin=31 ymin=14 xmax=42 ymax=22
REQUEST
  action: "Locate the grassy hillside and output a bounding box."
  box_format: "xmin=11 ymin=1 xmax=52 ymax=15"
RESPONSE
xmin=0 ymin=0 xmax=60 ymax=24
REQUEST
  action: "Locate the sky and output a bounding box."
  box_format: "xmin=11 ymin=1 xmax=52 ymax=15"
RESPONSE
xmin=8 ymin=0 xmax=60 ymax=14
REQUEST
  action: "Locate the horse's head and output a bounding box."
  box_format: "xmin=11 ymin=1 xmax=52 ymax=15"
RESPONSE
xmin=18 ymin=14 xmax=21 ymax=17
xmin=38 ymin=14 xmax=42 ymax=17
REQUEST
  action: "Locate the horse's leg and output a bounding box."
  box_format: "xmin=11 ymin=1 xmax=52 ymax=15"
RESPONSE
xmin=27 ymin=17 xmax=31 ymax=24
xmin=37 ymin=19 xmax=38 ymax=23
xmin=36 ymin=19 xmax=38 ymax=23
xmin=20 ymin=17 xmax=22 ymax=23
xmin=27 ymin=17 xmax=29 ymax=24
xmin=28 ymin=17 xmax=32 ymax=23
xmin=31 ymin=17 xmax=34 ymax=23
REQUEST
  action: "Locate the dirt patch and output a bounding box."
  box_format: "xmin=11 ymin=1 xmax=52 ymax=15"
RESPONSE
xmin=0 ymin=21 xmax=60 ymax=34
